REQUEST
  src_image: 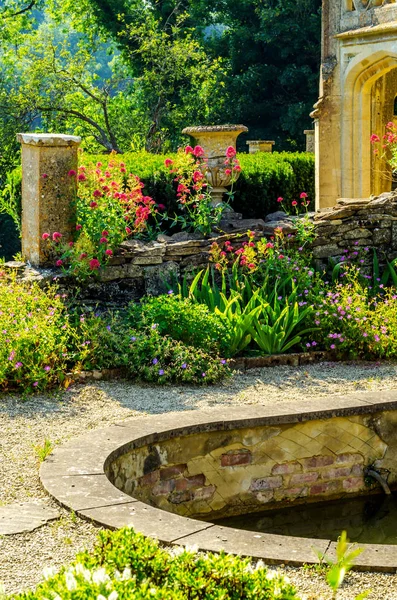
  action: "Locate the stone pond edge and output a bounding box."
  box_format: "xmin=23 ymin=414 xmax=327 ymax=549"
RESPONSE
xmin=40 ymin=393 xmax=397 ymax=572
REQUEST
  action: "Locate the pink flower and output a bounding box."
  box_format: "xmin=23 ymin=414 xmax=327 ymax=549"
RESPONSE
xmin=185 ymin=145 xmax=194 ymax=154
xmin=164 ymin=159 xmax=173 ymax=167
xmin=68 ymin=170 xmax=76 ymax=177
xmin=102 ymin=230 xmax=109 ymax=236
xmin=68 ymin=241 xmax=74 ymax=248
xmin=125 ymin=226 xmax=132 ymax=235
xmin=119 ymin=162 xmax=125 ymax=168
xmin=105 ymin=249 xmax=113 ymax=256
xmin=277 ymin=197 xmax=283 ymax=203
xmin=292 ymin=200 xmax=298 ymax=206
xmin=300 ymin=192 xmax=308 ymax=199
xmin=233 ymin=165 xmax=241 ymax=172
xmin=76 ymin=224 xmax=82 ymax=231
xmin=89 ymin=201 xmax=98 ymax=208
xmin=56 ymin=259 xmax=63 ymax=267
xmin=96 ymin=162 xmax=102 ymax=168
xmin=93 ymin=189 xmax=102 ymax=197
xmin=42 ymin=173 xmax=48 ymax=179
xmin=79 ymin=253 xmax=87 ymax=259
xmin=225 ymin=169 xmax=232 ymax=176
xmin=193 ymin=145 xmax=205 ymax=157
xmin=370 ymin=134 xmax=380 ymax=143
xmin=120 ymin=167 xmax=126 ymax=173
xmin=157 ymin=203 xmax=166 ymax=211
xmin=42 ymin=233 xmax=50 ymax=240
xmin=89 ymin=258 xmax=100 ymax=270
xmin=78 ymin=173 xmax=86 ymax=181
xmin=52 ymin=232 xmax=62 ymax=241
xmin=226 ymin=146 xmax=236 ymax=158
xmin=100 ymin=237 xmax=108 ymax=244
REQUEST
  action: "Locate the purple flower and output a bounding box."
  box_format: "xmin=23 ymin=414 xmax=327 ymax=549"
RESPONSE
xmin=374 ymin=335 xmax=380 ymax=342
xmin=181 ymin=363 xmax=187 ymax=369
xmin=8 ymin=350 xmax=15 ymax=361
xmin=44 ymin=366 xmax=51 ymax=372
xmin=33 ymin=382 xmax=38 ymax=387
xmin=202 ymin=372 xmax=206 ymax=377
xmin=158 ymin=369 xmax=164 ymax=376
xmin=220 ymin=359 xmax=227 ymax=365
xmin=151 ymin=324 xmax=157 ymax=330
xmin=15 ymin=362 xmax=22 ymax=369
xmin=130 ymin=336 xmax=136 ymax=342
xmin=106 ymin=325 xmax=111 ymax=332
xmin=152 ymin=358 xmax=158 ymax=365
xmin=312 ymin=341 xmax=317 ymax=346
xmin=330 ymin=344 xmax=336 ymax=349
xmin=167 ymin=290 xmax=173 ymax=295
xmin=306 ymin=343 xmax=311 ymax=348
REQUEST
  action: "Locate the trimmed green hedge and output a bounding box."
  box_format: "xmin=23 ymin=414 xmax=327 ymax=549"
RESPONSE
xmin=13 ymin=528 xmax=300 ymax=599
xmin=0 ymin=150 xmax=314 ymax=258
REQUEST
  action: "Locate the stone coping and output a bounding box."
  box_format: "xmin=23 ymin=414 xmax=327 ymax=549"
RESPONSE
xmin=182 ymin=125 xmax=248 ymax=134
xmin=17 ymin=133 xmax=81 ymax=147
xmin=40 ymin=392 xmax=397 ymax=571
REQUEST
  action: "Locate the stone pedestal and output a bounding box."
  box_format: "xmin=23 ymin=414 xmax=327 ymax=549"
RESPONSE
xmin=17 ymin=133 xmax=81 ymax=266
xmin=246 ymin=140 xmax=275 ymax=153
xmin=304 ymin=130 xmax=315 ymax=153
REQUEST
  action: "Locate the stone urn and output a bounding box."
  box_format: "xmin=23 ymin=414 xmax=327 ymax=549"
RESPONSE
xmin=182 ymin=124 xmax=248 ymax=205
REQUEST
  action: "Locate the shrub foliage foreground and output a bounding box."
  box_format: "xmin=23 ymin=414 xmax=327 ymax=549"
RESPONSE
xmin=11 ymin=528 xmax=299 ymax=600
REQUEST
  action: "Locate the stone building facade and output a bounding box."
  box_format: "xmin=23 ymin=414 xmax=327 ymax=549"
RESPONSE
xmin=313 ymin=0 xmax=397 ymax=210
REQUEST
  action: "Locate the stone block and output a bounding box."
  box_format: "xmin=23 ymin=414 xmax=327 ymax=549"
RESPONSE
xmin=342 ymin=477 xmax=364 ymax=492
xmin=310 ymin=480 xmax=341 ymax=496
xmin=301 ymin=455 xmax=334 ymax=470
xmin=138 ymin=471 xmax=159 ymax=487
xmin=169 ymin=490 xmax=193 ymax=504
xmin=193 ymin=486 xmax=216 ymax=501
xmin=152 ymin=479 xmax=176 ymax=496
xmin=271 ymin=461 xmax=302 ymax=475
xmin=250 ymin=476 xmax=282 ymax=491
xmin=221 ymin=449 xmax=252 ymax=467
xmin=143 ymin=261 xmax=179 ymax=296
xmin=321 ymin=467 xmax=352 ymax=480
xmin=343 ymin=228 xmax=372 ymax=240
xmin=335 ymin=453 xmax=364 ymax=466
xmin=290 ymin=472 xmax=319 ymax=485
xmin=175 ymin=474 xmax=206 ymax=491
xmin=313 ymin=244 xmax=340 ymax=258
xmin=373 ymin=228 xmax=391 ymax=245
xmin=160 ymin=464 xmax=187 ymax=480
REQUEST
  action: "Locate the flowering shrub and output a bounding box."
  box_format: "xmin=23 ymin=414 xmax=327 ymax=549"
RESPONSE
xmin=42 ymin=156 xmax=159 ymax=278
xmin=370 ymin=121 xmax=397 ymax=166
xmin=163 ymin=145 xmax=241 ymax=235
xmin=15 ymin=528 xmax=299 ymax=600
xmin=316 ymin=267 xmax=397 ymax=359
xmin=0 ymin=277 xmax=74 ymax=392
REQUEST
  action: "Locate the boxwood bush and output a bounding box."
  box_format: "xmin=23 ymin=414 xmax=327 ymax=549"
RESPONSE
xmin=13 ymin=528 xmax=300 ymax=600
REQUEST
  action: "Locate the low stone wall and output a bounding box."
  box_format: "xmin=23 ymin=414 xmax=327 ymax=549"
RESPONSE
xmin=107 ymin=409 xmax=397 ymax=520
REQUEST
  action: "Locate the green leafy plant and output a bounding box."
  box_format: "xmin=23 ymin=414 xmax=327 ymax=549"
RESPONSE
xmin=33 ymin=439 xmax=54 ymax=463
xmin=215 ymin=291 xmax=264 ymax=356
xmin=317 ymin=531 xmax=369 ymax=600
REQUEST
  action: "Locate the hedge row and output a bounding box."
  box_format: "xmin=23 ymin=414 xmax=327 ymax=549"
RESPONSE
xmin=0 ymin=151 xmax=314 ymax=258
xmin=14 ymin=528 xmax=299 ymax=600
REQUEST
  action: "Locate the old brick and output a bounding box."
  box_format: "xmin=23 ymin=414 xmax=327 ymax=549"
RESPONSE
xmin=301 ymin=455 xmax=334 ymax=470
xmin=169 ymin=490 xmax=193 ymax=504
xmin=290 ymin=472 xmax=319 ymax=486
xmin=193 ymin=485 xmax=216 ymax=501
xmin=321 ymin=467 xmax=352 ymax=480
xmin=272 ymin=461 xmax=302 ymax=475
xmin=160 ymin=464 xmax=187 ymax=480
xmin=152 ymin=479 xmax=175 ymax=496
xmin=221 ymin=449 xmax=252 ymax=467
xmin=351 ymin=464 xmax=364 ymax=476
xmin=335 ymin=453 xmax=364 ymax=466
xmin=250 ymin=476 xmax=282 ymax=491
xmin=342 ymin=477 xmax=364 ymax=492
xmin=310 ymin=481 xmax=341 ymax=495
xmin=275 ymin=487 xmax=308 ymax=500
xmin=175 ymin=474 xmax=206 ymax=491
xmin=138 ymin=470 xmax=159 ymax=487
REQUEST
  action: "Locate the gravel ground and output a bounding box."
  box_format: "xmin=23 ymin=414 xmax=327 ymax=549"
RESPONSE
xmin=2 ymin=361 xmax=397 ymax=598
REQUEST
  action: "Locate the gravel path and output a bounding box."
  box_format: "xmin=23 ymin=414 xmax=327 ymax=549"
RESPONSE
xmin=2 ymin=361 xmax=397 ymax=598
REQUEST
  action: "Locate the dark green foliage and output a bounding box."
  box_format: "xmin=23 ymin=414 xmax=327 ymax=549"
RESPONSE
xmin=130 ymin=294 xmax=232 ymax=355
xmin=15 ymin=527 xmax=300 ymax=599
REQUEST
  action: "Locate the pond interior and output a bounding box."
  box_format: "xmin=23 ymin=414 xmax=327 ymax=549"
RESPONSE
xmin=214 ymin=493 xmax=397 ymax=545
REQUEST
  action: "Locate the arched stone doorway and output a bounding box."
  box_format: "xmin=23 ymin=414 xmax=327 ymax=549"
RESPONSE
xmin=312 ymin=2 xmax=397 ymax=210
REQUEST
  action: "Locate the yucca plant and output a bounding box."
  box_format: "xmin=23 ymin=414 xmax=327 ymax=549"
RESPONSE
xmin=214 ymin=291 xmax=265 ymax=356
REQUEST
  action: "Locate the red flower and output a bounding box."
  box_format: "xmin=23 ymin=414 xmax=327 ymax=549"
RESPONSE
xmin=125 ymin=226 xmax=132 ymax=235
xmin=120 ymin=167 xmax=126 ymax=173
xmin=278 ymin=254 xmax=284 ymax=259
xmin=42 ymin=233 xmax=50 ymax=240
xmin=68 ymin=241 xmax=74 ymax=248
xmin=193 ymin=145 xmax=205 ymax=157
xmin=77 ymin=173 xmax=86 ymax=181
xmin=300 ymin=192 xmax=308 ymax=199
xmin=52 ymin=232 xmax=62 ymax=241
xmin=102 ymin=230 xmax=109 ymax=236
xmin=157 ymin=203 xmax=166 ymax=211
xmin=185 ymin=145 xmax=194 ymax=154
xmin=42 ymin=173 xmax=48 ymax=179
xmin=76 ymin=224 xmax=82 ymax=231
xmin=68 ymin=170 xmax=76 ymax=177
xmin=96 ymin=162 xmax=102 ymax=168
xmin=89 ymin=201 xmax=98 ymax=208
xmin=119 ymin=162 xmax=125 ymax=168
xmin=89 ymin=258 xmax=100 ymax=270
xmin=292 ymin=200 xmax=298 ymax=206
xmin=55 ymin=259 xmax=63 ymax=267
xmin=226 ymin=146 xmax=236 ymax=158
xmin=79 ymin=253 xmax=87 ymax=259
xmin=193 ymin=170 xmax=204 ymax=182
xmin=164 ymin=159 xmax=173 ymax=167
xmin=225 ymin=168 xmax=232 ymax=176
xmin=248 ymin=263 xmax=255 ymax=269
xmin=93 ymin=189 xmax=102 ymax=197
xmin=277 ymin=197 xmax=283 ymax=203
xmin=100 ymin=237 xmax=108 ymax=244
xmin=105 ymin=249 xmax=113 ymax=256
xmin=233 ymin=165 xmax=241 ymax=172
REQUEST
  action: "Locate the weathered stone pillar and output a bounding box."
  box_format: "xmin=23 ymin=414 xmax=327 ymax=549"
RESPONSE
xmin=304 ymin=130 xmax=315 ymax=153
xmin=17 ymin=133 xmax=81 ymax=266
xmin=246 ymin=140 xmax=275 ymax=153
